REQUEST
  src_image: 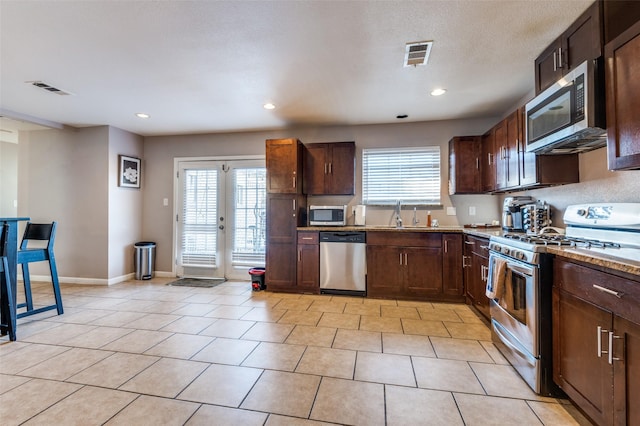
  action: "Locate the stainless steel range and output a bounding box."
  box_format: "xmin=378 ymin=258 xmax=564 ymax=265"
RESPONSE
xmin=486 ymin=202 xmax=640 ymax=396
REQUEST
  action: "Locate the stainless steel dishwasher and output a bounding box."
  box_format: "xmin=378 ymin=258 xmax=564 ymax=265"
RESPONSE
xmin=319 ymin=231 xmax=366 ymax=296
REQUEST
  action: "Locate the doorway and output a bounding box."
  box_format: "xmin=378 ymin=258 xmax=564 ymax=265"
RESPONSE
xmin=175 ymin=159 xmax=266 ymax=280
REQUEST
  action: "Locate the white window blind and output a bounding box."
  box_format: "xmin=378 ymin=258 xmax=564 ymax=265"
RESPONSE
xmin=182 ymin=169 xmax=218 ymax=267
xmin=232 ymin=168 xmax=266 ymax=267
xmin=362 ymin=147 xmax=441 ymax=205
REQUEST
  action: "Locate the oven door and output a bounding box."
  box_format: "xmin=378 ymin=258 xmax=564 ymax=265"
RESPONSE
xmin=487 ymin=252 xmax=539 ymax=357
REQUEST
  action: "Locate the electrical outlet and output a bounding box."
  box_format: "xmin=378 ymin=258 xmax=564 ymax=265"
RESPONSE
xmin=446 ymin=207 xmax=456 ymax=216
xmin=469 ymin=206 xmax=476 ymax=216
xmin=163 ymin=198 xmax=169 ymax=206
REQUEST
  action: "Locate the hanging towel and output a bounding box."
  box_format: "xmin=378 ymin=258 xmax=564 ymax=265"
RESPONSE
xmin=499 ymin=269 xmax=514 ymax=311
xmin=486 ymin=258 xmax=507 ymax=300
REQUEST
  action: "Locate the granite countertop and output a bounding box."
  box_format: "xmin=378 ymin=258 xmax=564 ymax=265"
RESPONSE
xmin=299 ymin=225 xmax=464 ymax=233
xmin=546 ymin=246 xmax=640 ymax=277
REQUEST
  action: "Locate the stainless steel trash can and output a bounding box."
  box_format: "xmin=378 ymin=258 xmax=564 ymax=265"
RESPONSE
xmin=134 ymin=242 xmax=156 ymax=280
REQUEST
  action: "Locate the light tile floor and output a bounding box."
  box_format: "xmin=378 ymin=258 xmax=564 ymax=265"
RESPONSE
xmin=0 ymin=278 xmax=592 ymax=425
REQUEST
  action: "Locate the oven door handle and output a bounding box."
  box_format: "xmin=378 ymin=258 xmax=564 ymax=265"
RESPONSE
xmin=492 ymin=320 xmax=537 ymax=367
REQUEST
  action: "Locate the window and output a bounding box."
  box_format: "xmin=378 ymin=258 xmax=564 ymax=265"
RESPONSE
xmin=232 ymin=167 xmax=266 ymax=267
xmin=362 ymin=146 xmax=441 ymax=205
xmin=181 ymin=169 xmax=218 ymax=267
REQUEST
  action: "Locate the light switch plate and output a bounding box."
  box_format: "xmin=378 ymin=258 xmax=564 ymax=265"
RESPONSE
xmin=446 ymin=207 xmax=456 ymax=216
xmin=469 ymin=206 xmax=476 ymax=216
xmin=163 ymin=198 xmax=169 ymax=206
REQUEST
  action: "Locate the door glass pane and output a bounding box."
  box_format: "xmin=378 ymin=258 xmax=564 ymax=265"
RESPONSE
xmin=182 ymin=169 xmax=218 ymax=267
xmin=528 ymin=87 xmax=572 ymax=142
xmin=232 ymin=167 xmax=266 ymax=267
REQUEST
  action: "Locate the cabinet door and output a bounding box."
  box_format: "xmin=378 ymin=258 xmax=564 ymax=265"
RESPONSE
xmin=297 ymin=243 xmax=320 ymax=293
xmin=265 ymin=194 xmax=298 ymax=290
xmin=535 ymin=40 xmax=564 ymax=95
xmin=327 ymin=142 xmax=355 ymax=195
xmin=266 ymin=138 xmax=302 ymax=193
xmin=366 ymin=245 xmax=403 ymax=298
xmin=553 ymin=288 xmax=614 ymax=426
xmin=504 ymin=111 xmax=520 ymax=189
xmin=471 ymin=251 xmax=490 ymax=318
xmin=481 ymin=132 xmax=496 ymax=192
xmin=449 ymin=136 xmax=482 ymax=194
xmin=605 ymin=20 xmax=640 ymax=171
xmin=303 ymin=144 xmax=327 ymax=195
xmin=405 ymin=247 xmax=443 ymax=297
xmin=493 ymin=121 xmax=507 ymax=190
xmin=442 ymin=234 xmax=463 ymax=297
xmin=564 ymin=1 xmax=602 ymax=73
xmin=613 ymin=315 xmax=640 ymax=426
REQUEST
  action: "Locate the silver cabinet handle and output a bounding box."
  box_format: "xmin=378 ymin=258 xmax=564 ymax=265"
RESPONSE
xmin=488 ymin=152 xmax=493 ymax=165
xmin=324 ymin=163 xmax=328 ymax=174
xmin=476 ymin=157 xmax=480 ymax=170
xmin=444 ymin=240 xmax=449 ymax=253
xmin=557 ymin=47 xmax=563 ymax=68
xmin=597 ymin=326 xmax=608 ymax=358
xmin=292 ymin=176 xmax=296 ymax=188
xmin=464 ymin=240 xmax=475 ymax=245
xmin=329 ymin=162 xmax=332 ymax=174
xmin=462 ymin=255 xmax=471 ymax=267
xmin=553 ymin=50 xmax=557 ymax=71
xmin=608 ymin=331 xmax=622 ymax=364
xmin=298 ymin=250 xmax=301 ymax=262
xmin=399 ymin=253 xmax=403 ymax=265
xmin=404 ymin=253 xmax=408 ymax=265
xmin=302 ymin=237 xmax=313 ymax=240
xmin=593 ymin=284 xmax=622 ymax=298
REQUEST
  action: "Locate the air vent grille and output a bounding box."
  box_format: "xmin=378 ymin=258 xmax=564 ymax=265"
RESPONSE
xmin=28 ymin=81 xmax=73 ymax=96
xmin=404 ymin=41 xmax=433 ymax=67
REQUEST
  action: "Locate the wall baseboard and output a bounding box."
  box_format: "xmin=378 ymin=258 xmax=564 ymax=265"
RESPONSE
xmin=17 ymin=271 xmax=176 ymax=286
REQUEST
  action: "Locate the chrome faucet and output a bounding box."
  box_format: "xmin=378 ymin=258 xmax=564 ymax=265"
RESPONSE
xmin=395 ymin=200 xmax=403 ymax=228
xmin=412 ymin=207 xmax=420 ymax=227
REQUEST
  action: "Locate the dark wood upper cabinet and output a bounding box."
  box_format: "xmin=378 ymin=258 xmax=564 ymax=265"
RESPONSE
xmin=535 ymin=1 xmax=602 ymax=94
xmin=266 ymin=138 xmax=304 ymax=194
xmin=603 ymin=0 xmax=640 ymax=44
xmin=303 ymin=141 xmax=355 ymax=195
xmin=448 ymin=136 xmax=482 ymax=194
xmin=481 ymin=131 xmax=496 ymax=193
xmin=605 ymin=19 xmax=640 ymax=171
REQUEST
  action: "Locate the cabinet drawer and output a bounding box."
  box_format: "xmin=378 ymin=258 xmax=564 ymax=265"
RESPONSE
xmin=554 ymin=259 xmax=640 ymax=324
xmin=367 ymin=231 xmax=441 ymax=247
xmin=465 ymin=235 xmax=490 ymax=258
xmin=297 ymin=231 xmax=319 ymax=244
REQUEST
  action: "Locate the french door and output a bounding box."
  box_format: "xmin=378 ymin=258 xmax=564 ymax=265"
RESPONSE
xmin=176 ymin=159 xmax=266 ymax=280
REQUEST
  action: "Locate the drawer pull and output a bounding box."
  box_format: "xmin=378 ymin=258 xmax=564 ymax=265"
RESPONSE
xmin=302 ymin=237 xmax=314 ymax=240
xmin=593 ymin=284 xmax=622 ymax=298
xmin=464 ymin=241 xmax=475 ymax=245
xmin=608 ymin=331 xmax=622 ymax=364
xmin=480 ymin=245 xmax=489 ymax=250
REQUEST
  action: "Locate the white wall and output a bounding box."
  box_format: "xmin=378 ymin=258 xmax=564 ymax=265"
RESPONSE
xmin=0 ymin=141 xmax=18 ymax=217
xmin=108 ymin=127 xmax=144 ymax=280
xmin=143 ymin=117 xmax=503 ymax=273
xmin=19 ymin=126 xmax=110 ymax=282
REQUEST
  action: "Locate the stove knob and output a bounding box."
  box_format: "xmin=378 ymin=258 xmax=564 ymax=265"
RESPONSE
xmin=503 ymin=248 xmax=510 ymax=255
xmin=577 ymin=209 xmax=587 ymax=216
xmin=516 ymin=251 xmax=525 ymax=260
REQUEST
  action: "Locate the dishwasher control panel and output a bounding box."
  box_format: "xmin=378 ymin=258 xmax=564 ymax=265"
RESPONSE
xmin=320 ymin=232 xmax=366 ymax=243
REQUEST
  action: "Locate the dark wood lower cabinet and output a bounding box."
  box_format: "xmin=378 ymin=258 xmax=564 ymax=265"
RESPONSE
xmin=463 ymin=235 xmax=490 ymax=319
xmin=296 ymin=231 xmax=320 ymax=293
xmin=553 ymin=258 xmax=640 ymax=426
xmin=366 ymin=232 xmax=463 ymax=302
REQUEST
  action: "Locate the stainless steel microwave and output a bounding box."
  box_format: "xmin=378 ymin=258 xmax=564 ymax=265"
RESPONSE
xmin=309 ymin=205 xmax=347 ymax=226
xmin=525 ymin=59 xmax=606 ymax=154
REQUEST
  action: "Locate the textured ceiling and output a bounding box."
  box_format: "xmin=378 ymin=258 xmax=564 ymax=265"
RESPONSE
xmin=0 ymin=0 xmax=593 ymax=136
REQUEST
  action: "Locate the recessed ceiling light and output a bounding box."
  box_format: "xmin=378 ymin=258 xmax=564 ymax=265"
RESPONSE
xmin=430 ymin=88 xmax=447 ymax=96
xmin=263 ymin=103 xmax=276 ymax=110
xmin=135 ymin=113 xmax=150 ymax=119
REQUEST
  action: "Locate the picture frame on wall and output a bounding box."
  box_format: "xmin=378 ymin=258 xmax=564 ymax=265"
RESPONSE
xmin=119 ymin=155 xmax=141 ymax=188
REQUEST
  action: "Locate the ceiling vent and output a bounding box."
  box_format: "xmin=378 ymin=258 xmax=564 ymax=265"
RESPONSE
xmin=27 ymin=81 xmax=73 ymax=96
xmin=404 ymin=41 xmax=433 ymax=67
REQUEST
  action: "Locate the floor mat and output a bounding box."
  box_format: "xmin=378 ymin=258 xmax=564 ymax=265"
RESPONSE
xmin=166 ymin=278 xmax=226 ymax=288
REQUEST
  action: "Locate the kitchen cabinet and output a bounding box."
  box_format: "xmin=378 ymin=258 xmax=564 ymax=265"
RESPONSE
xmin=296 ymin=231 xmax=320 ymax=293
xmin=448 ymin=136 xmax=483 ymax=194
xmin=605 ymin=19 xmax=640 ymax=171
xmin=534 ymin=1 xmax=602 ymax=94
xmin=265 ymin=138 xmax=307 ymax=292
xmin=366 ymin=232 xmax=464 ymax=302
xmin=552 ymin=258 xmax=640 ymax=426
xmin=482 ymin=108 xmax=579 ymax=192
xmin=266 ymin=138 xmax=304 ymax=194
xmin=481 ymin=131 xmax=496 ymax=193
xmin=463 ymin=235 xmax=490 ymax=320
xmin=442 ymin=234 xmax=464 ymax=297
xmin=303 ymin=141 xmax=355 ymax=195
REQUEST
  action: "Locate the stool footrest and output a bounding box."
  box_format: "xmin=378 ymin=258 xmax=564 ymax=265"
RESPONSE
xmin=17 ymin=304 xmax=62 ymax=319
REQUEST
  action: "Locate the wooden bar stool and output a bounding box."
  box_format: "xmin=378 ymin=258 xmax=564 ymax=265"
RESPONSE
xmin=0 ymin=224 xmax=17 ymax=340
xmin=16 ymin=222 xmax=64 ymax=318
